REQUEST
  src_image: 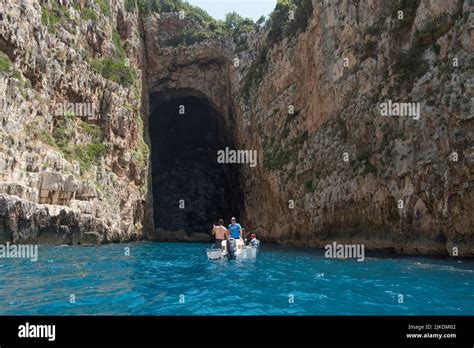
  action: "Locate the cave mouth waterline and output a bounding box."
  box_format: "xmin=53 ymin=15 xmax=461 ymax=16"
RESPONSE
xmin=148 ymin=90 xmax=243 ymax=235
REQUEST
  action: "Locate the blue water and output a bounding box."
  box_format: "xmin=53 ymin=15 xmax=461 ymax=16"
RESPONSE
xmin=0 ymin=242 xmax=473 ymax=315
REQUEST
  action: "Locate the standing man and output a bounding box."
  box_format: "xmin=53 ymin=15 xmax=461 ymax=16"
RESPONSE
xmin=212 ymin=219 xmax=227 ymax=249
xmin=228 ymin=217 xmax=242 ymax=240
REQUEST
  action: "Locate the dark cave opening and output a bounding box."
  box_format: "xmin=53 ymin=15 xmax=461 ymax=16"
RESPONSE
xmin=149 ymin=91 xmax=243 ymax=234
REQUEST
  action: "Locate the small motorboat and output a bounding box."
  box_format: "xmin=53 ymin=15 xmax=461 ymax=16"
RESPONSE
xmin=207 ymin=238 xmax=258 ymax=261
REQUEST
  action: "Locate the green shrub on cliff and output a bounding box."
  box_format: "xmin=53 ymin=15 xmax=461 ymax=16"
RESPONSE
xmin=414 ymin=13 xmax=455 ymax=47
xmin=267 ymin=0 xmax=313 ymax=46
xmin=129 ymin=0 xmax=180 ymax=13
xmin=124 ymin=0 xmax=137 ymax=12
xmin=394 ymin=49 xmax=429 ymax=88
xmin=0 ymin=58 xmax=24 ymax=97
xmin=264 ymin=147 xmax=292 ymax=171
xmin=126 ymin=0 xmax=215 ymax=25
xmin=163 ymin=11 xmax=255 ymax=47
xmin=183 ymin=2 xmax=215 ymax=25
xmin=90 ymin=58 xmax=135 ymax=86
xmin=71 ymin=2 xmax=98 ymax=22
xmin=132 ymin=114 xmax=150 ymax=171
xmin=78 ymin=5 xmax=98 ymax=22
xmin=88 ymin=27 xmax=136 ymax=85
xmin=112 ymin=30 xmax=126 ymax=59
xmin=40 ymin=2 xmax=75 ymax=34
xmin=164 ymin=30 xmax=214 ymax=46
xmin=290 ymin=130 xmax=308 ymax=146
xmin=96 ymin=0 xmax=110 ymax=16
xmin=52 ymin=115 xmax=70 ymax=151
xmin=0 ymin=51 xmax=12 ymax=72
xmin=40 ymin=5 xmax=62 ymax=34
xmin=363 ymin=162 xmax=378 ymax=175
xmin=304 ymin=180 xmax=315 ymax=193
xmin=268 ymin=0 xmax=291 ymax=44
xmin=79 ymin=120 xmax=102 ymax=140
xmin=76 ymin=143 xmax=107 ymax=173
xmin=127 ymin=1 xmax=257 ymax=46
xmin=51 ymin=115 xmax=107 ymax=176
xmin=390 ymin=0 xmax=420 ymax=32
xmin=39 ymin=130 xmax=56 ymax=148
xmin=132 ymin=138 xmax=149 ymax=171
xmin=222 ymin=12 xmax=254 ymax=33
xmin=42 ymin=1 xmax=110 ymax=34
xmin=288 ymin=0 xmax=313 ymax=36
xmin=394 ymin=14 xmax=455 ymax=89
xmin=359 ymin=40 xmax=378 ymax=61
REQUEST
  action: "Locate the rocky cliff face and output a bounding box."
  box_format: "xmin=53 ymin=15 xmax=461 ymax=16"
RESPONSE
xmin=234 ymin=0 xmax=473 ymax=256
xmin=0 ymin=0 xmax=149 ymax=244
xmin=1 ymin=0 xmax=472 ymax=256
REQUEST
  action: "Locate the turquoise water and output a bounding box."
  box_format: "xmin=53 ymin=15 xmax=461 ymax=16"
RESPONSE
xmin=0 ymin=242 xmax=473 ymax=315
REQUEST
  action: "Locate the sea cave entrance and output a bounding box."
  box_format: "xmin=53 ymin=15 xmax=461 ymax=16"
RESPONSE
xmin=149 ymin=89 xmax=243 ymax=235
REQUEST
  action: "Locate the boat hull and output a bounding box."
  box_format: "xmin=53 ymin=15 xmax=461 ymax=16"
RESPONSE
xmin=207 ymin=245 xmax=258 ymax=261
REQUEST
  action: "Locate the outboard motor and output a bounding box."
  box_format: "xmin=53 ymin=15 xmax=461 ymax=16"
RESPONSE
xmin=227 ymin=238 xmax=237 ymax=260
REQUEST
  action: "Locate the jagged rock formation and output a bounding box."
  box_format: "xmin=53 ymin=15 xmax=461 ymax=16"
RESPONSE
xmin=0 ymin=0 xmax=472 ymax=256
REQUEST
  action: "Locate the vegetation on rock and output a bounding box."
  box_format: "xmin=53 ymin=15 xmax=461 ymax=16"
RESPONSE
xmin=96 ymin=0 xmax=110 ymax=16
xmin=51 ymin=115 xmax=106 ymax=176
xmin=132 ymin=112 xmax=150 ymax=172
xmin=125 ymin=0 xmax=215 ymax=25
xmin=394 ymin=13 xmax=457 ymax=89
xmin=390 ymin=0 xmax=420 ymax=32
xmin=0 ymin=51 xmax=12 ymax=72
xmin=267 ymin=0 xmax=313 ymax=47
xmin=90 ymin=58 xmax=136 ymax=86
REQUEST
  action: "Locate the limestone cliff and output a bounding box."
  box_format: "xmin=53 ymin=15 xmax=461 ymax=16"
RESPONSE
xmin=1 ymin=0 xmax=472 ymax=256
xmin=0 ymin=0 xmax=149 ymax=244
xmin=234 ymin=0 xmax=474 ymax=256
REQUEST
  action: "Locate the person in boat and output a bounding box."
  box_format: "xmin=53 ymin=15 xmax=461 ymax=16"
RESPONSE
xmin=241 ymin=228 xmax=246 ymax=243
xmin=228 ymin=217 xmax=243 ymax=240
xmin=249 ymin=233 xmax=260 ymax=248
xmin=211 ymin=219 xmax=227 ymax=249
xmin=242 ymin=228 xmax=253 ymax=246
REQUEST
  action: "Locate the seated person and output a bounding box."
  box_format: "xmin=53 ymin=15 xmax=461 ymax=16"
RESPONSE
xmin=249 ymin=233 xmax=260 ymax=248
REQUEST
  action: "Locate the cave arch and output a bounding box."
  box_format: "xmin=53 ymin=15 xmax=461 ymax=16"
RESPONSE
xmin=148 ymin=88 xmax=243 ymax=235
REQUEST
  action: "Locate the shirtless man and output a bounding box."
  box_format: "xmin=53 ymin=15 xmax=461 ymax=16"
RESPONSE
xmin=211 ymin=219 xmax=227 ymax=249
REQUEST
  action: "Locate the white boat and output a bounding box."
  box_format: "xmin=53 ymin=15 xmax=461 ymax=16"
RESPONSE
xmin=207 ymin=238 xmax=258 ymax=260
